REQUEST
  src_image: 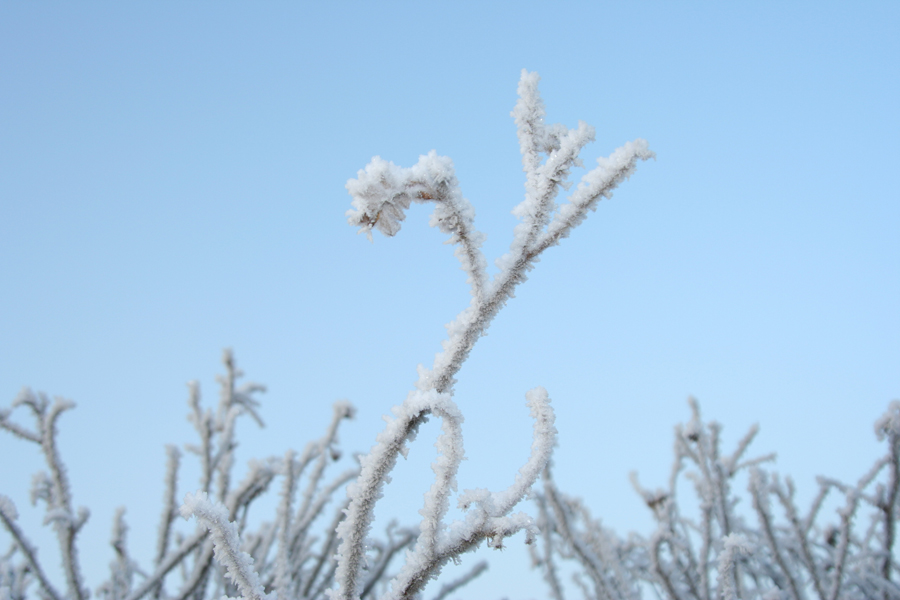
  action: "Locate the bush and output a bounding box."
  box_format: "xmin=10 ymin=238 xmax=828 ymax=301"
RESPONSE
xmin=0 ymin=70 xmax=653 ymax=600
xmin=533 ymin=399 xmax=900 ymax=600
xmin=5 ymin=68 xmax=894 ymax=600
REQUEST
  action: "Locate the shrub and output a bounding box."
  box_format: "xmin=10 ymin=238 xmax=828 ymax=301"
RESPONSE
xmin=532 ymin=399 xmax=900 ymax=600
xmin=0 ymin=70 xmax=654 ymax=600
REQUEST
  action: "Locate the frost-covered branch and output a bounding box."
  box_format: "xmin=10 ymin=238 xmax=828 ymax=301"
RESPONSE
xmin=2 ymin=352 xmax=384 ymax=600
xmin=330 ymin=389 xmax=451 ymax=600
xmin=0 ymin=495 xmax=63 ymax=600
xmin=0 ymin=389 xmax=89 ymax=600
xmin=717 ymin=533 xmax=751 ymax=600
xmin=358 ymin=524 xmax=416 ymax=600
xmin=533 ymin=400 xmax=900 ymax=600
xmin=335 ymin=69 xmax=651 ymax=600
xmin=347 ymin=151 xmax=488 ymax=302
xmin=124 ymin=529 xmax=208 ymax=600
xmin=96 ymin=508 xmax=146 ymax=600
xmin=151 ymin=444 xmax=181 ymax=600
xmin=381 ymin=388 xmax=556 ymax=600
xmin=347 ymin=70 xmax=652 ymax=396
xmin=181 ymin=492 xmax=273 ymax=600
xmin=538 ymin=466 xmax=640 ymax=600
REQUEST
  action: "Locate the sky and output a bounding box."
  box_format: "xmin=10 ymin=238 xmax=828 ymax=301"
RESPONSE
xmin=0 ymin=3 xmax=898 ymax=599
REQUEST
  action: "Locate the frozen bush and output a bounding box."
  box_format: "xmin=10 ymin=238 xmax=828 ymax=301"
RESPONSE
xmin=533 ymin=400 xmax=900 ymax=600
xmin=0 ymin=351 xmax=391 ymax=600
xmin=0 ymin=69 xmax=654 ymax=600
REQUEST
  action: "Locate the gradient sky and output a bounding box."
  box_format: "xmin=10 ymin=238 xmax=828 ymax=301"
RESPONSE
xmin=1 ymin=3 xmax=898 ymax=599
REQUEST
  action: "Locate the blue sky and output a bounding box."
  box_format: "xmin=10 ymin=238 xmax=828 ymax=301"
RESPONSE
xmin=1 ymin=3 xmax=898 ymax=599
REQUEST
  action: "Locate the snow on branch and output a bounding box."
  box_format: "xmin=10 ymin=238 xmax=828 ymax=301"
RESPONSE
xmin=347 ymin=70 xmax=653 ymax=396
xmin=1 ymin=352 xmax=378 ymax=600
xmin=330 ymin=389 xmax=452 ymax=600
xmin=333 ymin=70 xmax=651 ymax=600
xmin=534 ymin=400 xmax=900 ymax=600
xmin=3 ymin=70 xmax=654 ymax=600
xmin=332 ymin=370 xmax=556 ymax=598
xmin=0 ymin=495 xmax=63 ymax=600
xmin=0 ymin=390 xmax=89 ymax=600
xmin=347 ymin=151 xmax=488 ymax=302
xmin=180 ymin=492 xmax=273 ymax=600
xmin=377 ymin=388 xmax=556 ymax=600
xmin=717 ymin=533 xmax=751 ymax=600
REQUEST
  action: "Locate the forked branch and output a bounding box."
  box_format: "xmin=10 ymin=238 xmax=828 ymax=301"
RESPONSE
xmin=335 ymin=70 xmax=652 ymax=600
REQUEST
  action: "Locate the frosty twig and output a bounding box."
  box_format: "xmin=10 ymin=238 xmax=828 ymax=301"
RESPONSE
xmin=336 ymin=70 xmax=652 ymax=600
xmin=534 ymin=400 xmax=900 ymax=600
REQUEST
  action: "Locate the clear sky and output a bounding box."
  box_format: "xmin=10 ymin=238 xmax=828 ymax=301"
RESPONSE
xmin=1 ymin=3 xmax=897 ymax=599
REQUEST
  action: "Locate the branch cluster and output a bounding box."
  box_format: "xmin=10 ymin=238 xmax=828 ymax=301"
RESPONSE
xmin=533 ymin=400 xmax=900 ymax=600
xmin=333 ymin=69 xmax=652 ymax=600
xmin=1 ymin=70 xmax=654 ymax=600
xmin=1 ymin=351 xmax=384 ymax=600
